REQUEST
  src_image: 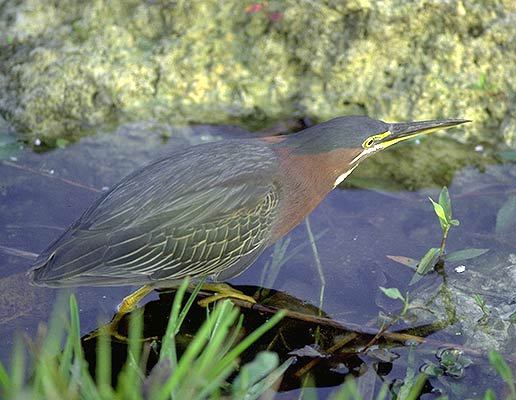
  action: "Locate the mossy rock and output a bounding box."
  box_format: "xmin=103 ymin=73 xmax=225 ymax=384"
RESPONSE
xmin=0 ymin=0 xmax=514 ymax=145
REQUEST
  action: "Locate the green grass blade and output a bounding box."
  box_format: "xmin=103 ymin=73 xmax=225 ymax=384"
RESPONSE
xmin=160 ymin=278 xmax=190 ymax=364
xmin=155 ymin=304 xmax=225 ymax=400
xmin=10 ymin=338 xmax=24 ymax=396
xmin=58 ymin=320 xmax=74 ymax=378
xmin=69 ymin=295 xmax=83 ymax=362
xmin=175 ymin=278 xmax=205 ymax=334
xmin=96 ymin=327 xmax=112 ymax=398
xmin=403 ymin=373 xmax=428 ymax=400
xmin=78 ymin=365 xmax=102 ymax=400
xmin=488 ymin=350 xmax=516 ymax=397
xmin=483 ymin=388 xmax=496 ymax=400
xmin=193 ymin=361 xmax=239 ymax=400
xmin=0 ymin=361 xmax=11 ymax=395
xmin=213 ymin=310 xmax=285 ymax=378
xmin=376 ymin=384 xmax=389 ymax=400
xmin=197 ymin=302 xmax=239 ymax=375
xmin=124 ymin=309 xmax=144 ymax=400
xmin=331 ymin=376 xmax=363 ymax=400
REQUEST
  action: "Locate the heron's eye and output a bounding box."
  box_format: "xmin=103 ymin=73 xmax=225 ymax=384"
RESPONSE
xmin=362 ymin=137 xmax=375 ymax=149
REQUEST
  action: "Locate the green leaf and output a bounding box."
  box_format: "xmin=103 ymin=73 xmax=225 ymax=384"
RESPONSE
xmin=243 ymin=357 xmax=294 ymax=400
xmin=429 ymin=198 xmax=448 ymax=231
xmin=232 ymin=352 xmax=279 ymax=397
xmin=410 ymin=248 xmax=439 ymax=285
xmin=439 ymin=187 xmax=452 ymax=221
xmin=379 ymin=287 xmax=405 ymax=301
xmin=445 ymin=248 xmax=489 ymax=263
xmin=496 ymin=196 xmax=516 ymax=235
xmin=450 ymin=219 xmax=460 ymax=226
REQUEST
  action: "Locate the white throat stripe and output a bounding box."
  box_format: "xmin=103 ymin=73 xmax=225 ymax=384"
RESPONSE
xmin=334 ymin=165 xmax=358 ymax=187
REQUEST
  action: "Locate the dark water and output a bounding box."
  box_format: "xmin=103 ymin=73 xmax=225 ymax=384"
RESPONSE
xmin=1 ymin=121 xmax=514 ymax=398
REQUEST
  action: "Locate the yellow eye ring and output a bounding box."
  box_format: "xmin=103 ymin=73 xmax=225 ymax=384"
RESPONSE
xmin=362 ymin=137 xmax=375 ymax=148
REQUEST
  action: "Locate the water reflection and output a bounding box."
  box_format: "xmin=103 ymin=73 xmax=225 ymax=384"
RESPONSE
xmin=80 ymin=286 xmax=429 ymax=393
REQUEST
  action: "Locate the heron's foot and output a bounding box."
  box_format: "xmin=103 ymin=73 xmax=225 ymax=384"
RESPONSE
xmin=84 ymin=317 xmax=157 ymax=343
xmin=198 ymin=283 xmax=257 ymax=307
xmin=84 ymin=285 xmax=155 ymax=342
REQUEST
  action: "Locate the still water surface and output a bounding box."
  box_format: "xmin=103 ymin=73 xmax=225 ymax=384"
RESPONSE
xmin=1 ymin=121 xmax=514 ymax=398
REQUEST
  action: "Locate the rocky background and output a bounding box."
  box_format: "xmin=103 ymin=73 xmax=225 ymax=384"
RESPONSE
xmin=0 ymin=0 xmax=514 ymax=144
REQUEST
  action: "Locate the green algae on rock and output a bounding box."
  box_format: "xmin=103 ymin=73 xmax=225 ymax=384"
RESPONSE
xmin=0 ymin=0 xmax=514 ymax=144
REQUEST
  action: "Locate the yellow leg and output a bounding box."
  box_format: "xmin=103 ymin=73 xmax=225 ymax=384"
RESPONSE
xmin=117 ymin=285 xmax=154 ymax=315
xmin=85 ymin=285 xmax=154 ymax=342
xmin=198 ymin=283 xmax=257 ymax=307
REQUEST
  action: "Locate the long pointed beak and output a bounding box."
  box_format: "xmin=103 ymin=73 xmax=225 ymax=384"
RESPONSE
xmin=380 ymin=118 xmax=471 ymax=148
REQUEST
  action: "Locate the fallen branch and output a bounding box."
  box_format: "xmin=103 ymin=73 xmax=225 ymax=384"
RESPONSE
xmin=205 ymin=293 xmax=426 ymax=345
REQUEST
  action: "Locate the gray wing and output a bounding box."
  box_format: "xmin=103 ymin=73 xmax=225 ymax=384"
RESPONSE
xmin=30 ymin=140 xmax=281 ymax=287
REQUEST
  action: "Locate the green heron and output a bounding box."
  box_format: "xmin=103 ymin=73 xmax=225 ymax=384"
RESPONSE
xmin=29 ymin=116 xmax=469 ymax=313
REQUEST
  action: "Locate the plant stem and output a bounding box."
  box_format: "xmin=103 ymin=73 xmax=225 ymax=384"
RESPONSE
xmin=305 ymin=217 xmax=325 ymax=312
xmin=439 ymin=225 xmax=450 ymax=257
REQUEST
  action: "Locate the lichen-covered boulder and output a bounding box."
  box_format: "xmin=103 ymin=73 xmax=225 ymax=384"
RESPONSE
xmin=0 ymin=1 xmax=514 ymax=144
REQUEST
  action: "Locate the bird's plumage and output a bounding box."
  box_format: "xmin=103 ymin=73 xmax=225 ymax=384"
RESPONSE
xmin=29 ymin=115 xmax=470 ymax=288
xmin=30 ymin=140 xmax=281 ymax=286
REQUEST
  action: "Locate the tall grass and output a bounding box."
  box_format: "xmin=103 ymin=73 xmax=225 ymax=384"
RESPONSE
xmin=0 ymin=279 xmax=286 ymax=399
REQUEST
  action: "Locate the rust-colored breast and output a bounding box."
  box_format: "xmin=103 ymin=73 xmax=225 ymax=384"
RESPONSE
xmin=268 ymin=146 xmax=362 ymax=242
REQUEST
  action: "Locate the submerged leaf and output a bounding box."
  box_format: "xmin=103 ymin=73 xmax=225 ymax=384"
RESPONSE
xmin=386 ymin=255 xmax=419 ymax=270
xmin=429 ymin=348 xmax=474 ymax=379
xmin=377 ymin=311 xmax=396 ymax=327
xmin=379 ymin=287 xmax=405 ymax=301
xmin=366 ymin=348 xmax=400 ymax=362
xmin=445 ymin=248 xmax=489 ymax=263
xmin=420 ymin=361 xmax=444 ymax=377
xmin=288 ymin=345 xmax=327 ymax=359
xmin=495 ymin=196 xmax=516 ymax=235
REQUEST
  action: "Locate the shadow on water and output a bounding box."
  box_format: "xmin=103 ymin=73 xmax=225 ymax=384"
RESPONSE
xmin=1 ymin=118 xmax=515 ymax=398
xmin=81 ymin=286 xmax=439 ymax=396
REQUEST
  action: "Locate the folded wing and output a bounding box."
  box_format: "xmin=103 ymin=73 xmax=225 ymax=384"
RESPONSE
xmin=30 ymin=140 xmax=281 ymax=287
